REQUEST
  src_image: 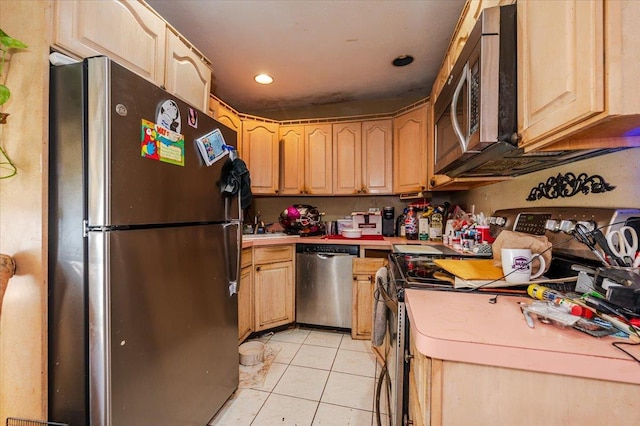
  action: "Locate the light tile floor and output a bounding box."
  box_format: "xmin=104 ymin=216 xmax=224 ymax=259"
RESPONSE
xmin=210 ymin=327 xmax=390 ymax=425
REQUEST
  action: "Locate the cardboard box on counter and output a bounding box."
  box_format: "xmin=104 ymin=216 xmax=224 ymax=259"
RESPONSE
xmin=351 ymin=211 xmax=382 ymax=235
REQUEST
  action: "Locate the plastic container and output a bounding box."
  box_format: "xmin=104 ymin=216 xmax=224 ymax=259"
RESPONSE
xmin=342 ymin=228 xmax=363 ymax=238
xmin=239 ymin=341 xmax=265 ymax=366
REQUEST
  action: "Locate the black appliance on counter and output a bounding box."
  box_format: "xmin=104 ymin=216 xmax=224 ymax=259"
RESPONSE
xmin=382 ymin=206 xmax=395 ymax=237
xmin=376 ymin=207 xmax=640 ymax=426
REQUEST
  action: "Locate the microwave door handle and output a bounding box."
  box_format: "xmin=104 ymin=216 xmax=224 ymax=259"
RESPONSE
xmin=450 ymin=63 xmax=470 ymax=153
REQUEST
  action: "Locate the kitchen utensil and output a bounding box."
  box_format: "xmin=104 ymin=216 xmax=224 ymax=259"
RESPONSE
xmin=606 ymin=226 xmax=638 ymax=266
xmin=341 ymin=228 xmax=362 ymax=238
xmin=572 ymin=223 xmax=611 ymax=266
xmin=590 ymin=228 xmax=626 ymax=266
xmin=501 ymin=248 xmax=546 ymax=283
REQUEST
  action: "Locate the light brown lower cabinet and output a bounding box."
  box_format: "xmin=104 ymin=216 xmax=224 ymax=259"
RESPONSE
xmin=407 ymin=327 xmax=640 ymax=425
xmin=351 ymin=258 xmax=386 ymax=340
xmin=253 ymin=245 xmax=295 ymax=332
xmin=238 ymin=248 xmax=253 ymax=343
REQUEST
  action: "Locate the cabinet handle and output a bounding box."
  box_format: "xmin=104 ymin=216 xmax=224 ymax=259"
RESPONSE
xmin=256 ymin=266 xmax=261 ymax=272
xmin=404 ymin=349 xmax=414 ymax=363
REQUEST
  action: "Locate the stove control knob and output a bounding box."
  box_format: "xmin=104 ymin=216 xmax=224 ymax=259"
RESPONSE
xmin=577 ymin=220 xmax=596 ymax=232
xmin=559 ymin=219 xmax=576 ymax=234
xmin=492 ymin=216 xmax=507 ymax=227
xmin=545 ymin=219 xmax=560 ymax=232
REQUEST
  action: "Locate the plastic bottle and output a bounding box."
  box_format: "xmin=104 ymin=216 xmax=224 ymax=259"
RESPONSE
xmin=419 ymin=216 xmax=430 ymax=241
xmin=405 ymin=207 xmax=418 ymax=240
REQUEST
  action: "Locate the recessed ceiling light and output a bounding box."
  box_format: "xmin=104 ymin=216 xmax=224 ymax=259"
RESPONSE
xmin=254 ymin=74 xmax=274 ymax=84
xmin=392 ymin=55 xmax=414 ymax=67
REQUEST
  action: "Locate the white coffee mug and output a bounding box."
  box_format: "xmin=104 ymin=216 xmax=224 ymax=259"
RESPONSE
xmin=501 ymin=248 xmax=546 ymax=283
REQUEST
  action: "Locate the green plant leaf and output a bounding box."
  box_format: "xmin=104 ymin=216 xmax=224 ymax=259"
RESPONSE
xmin=0 ymin=35 xmax=28 ymax=50
xmin=0 ymin=84 xmax=10 ymax=105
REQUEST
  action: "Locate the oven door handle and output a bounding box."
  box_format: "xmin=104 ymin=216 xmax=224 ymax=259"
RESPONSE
xmin=378 ymin=286 xmax=398 ymax=316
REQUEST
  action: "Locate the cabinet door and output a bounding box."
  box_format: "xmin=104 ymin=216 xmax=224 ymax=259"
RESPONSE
xmin=304 ymin=124 xmax=333 ymax=194
xmin=254 ymin=261 xmax=294 ymax=331
xmin=212 ymin=99 xmax=243 ymax=153
xmin=352 ymin=258 xmax=385 ymax=340
xmin=54 ymin=0 xmax=166 ymax=85
xmin=333 ymin=122 xmax=362 ymax=195
xmin=238 ymin=266 xmax=253 ymax=342
xmin=518 ymin=0 xmax=604 ymax=147
xmin=393 ymin=104 xmax=428 ymax=193
xmin=165 ymin=31 xmax=212 ymax=112
xmin=362 ymin=120 xmax=393 ymax=194
xmin=279 ymin=125 xmax=306 ymax=195
xmin=243 ymin=120 xmax=280 ymax=195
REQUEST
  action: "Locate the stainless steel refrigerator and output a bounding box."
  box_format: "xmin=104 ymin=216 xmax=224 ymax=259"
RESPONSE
xmin=49 ymin=56 xmax=241 ymax=426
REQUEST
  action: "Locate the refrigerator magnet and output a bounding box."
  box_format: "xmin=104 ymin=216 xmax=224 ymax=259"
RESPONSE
xmin=141 ymin=119 xmax=186 ymax=167
xmin=156 ymin=99 xmax=182 ymax=133
xmin=188 ymin=107 xmax=198 ymax=128
xmin=195 ymin=129 xmax=228 ymax=166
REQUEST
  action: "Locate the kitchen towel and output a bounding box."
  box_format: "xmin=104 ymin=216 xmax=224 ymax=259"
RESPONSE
xmin=372 ymin=267 xmax=389 ymax=347
xmin=221 ymin=157 xmax=253 ymax=209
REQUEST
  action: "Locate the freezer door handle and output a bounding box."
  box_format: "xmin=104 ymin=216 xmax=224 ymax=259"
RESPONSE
xmin=225 ymin=220 xmax=242 ymax=295
xmin=225 ymin=192 xmax=243 ymax=222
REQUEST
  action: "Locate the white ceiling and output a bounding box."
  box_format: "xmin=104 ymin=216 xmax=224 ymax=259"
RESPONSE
xmin=146 ymin=0 xmax=466 ymax=118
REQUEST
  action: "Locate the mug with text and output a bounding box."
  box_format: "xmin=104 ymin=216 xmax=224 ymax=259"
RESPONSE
xmin=501 ymin=248 xmax=546 ymax=283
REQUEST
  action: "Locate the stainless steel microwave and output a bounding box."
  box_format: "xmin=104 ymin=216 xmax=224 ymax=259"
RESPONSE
xmin=434 ymin=4 xmax=518 ymax=177
xmin=433 ymin=4 xmax=621 ymax=178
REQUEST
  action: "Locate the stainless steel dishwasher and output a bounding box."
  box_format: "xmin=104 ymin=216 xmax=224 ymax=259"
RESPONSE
xmin=296 ymin=244 xmax=360 ymax=329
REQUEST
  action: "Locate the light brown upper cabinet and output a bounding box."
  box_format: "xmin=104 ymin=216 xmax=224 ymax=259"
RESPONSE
xmin=242 ymin=120 xmax=280 ymax=195
xmin=333 ymin=122 xmax=363 ymax=195
xmin=393 ymin=104 xmax=428 ymax=194
xmin=164 ymin=31 xmax=212 ymax=112
xmin=304 ymin=124 xmax=333 ymax=195
xmin=279 ymin=125 xmax=306 ymax=195
xmin=54 ymin=0 xmax=167 ymax=85
xmin=362 ymin=120 xmax=393 ymax=194
xmin=333 ymin=120 xmax=393 ymax=195
xmin=210 ymin=98 xmax=243 ymax=153
xmin=53 ymin=0 xmax=212 ymax=112
xmin=518 ymin=0 xmax=640 ymax=151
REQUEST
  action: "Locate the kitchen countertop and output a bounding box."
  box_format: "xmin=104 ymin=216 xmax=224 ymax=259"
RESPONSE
xmin=405 ymin=289 xmax=640 ymax=385
xmin=242 ymin=234 xmax=447 ymax=249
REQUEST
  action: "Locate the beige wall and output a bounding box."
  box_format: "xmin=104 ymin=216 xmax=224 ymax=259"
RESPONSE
xmin=0 ymin=1 xmax=50 ymax=422
xmin=451 ymin=148 xmax=640 ymax=215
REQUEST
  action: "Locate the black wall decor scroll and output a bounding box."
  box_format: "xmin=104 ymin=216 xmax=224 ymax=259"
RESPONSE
xmin=526 ymin=172 xmax=616 ymax=201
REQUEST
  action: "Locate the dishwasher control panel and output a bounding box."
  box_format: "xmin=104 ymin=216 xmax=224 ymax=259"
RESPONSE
xmin=296 ymin=244 xmax=360 ymax=256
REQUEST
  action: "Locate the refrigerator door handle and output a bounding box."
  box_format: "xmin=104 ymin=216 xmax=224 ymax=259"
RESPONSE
xmin=224 ymin=219 xmax=242 ymax=295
